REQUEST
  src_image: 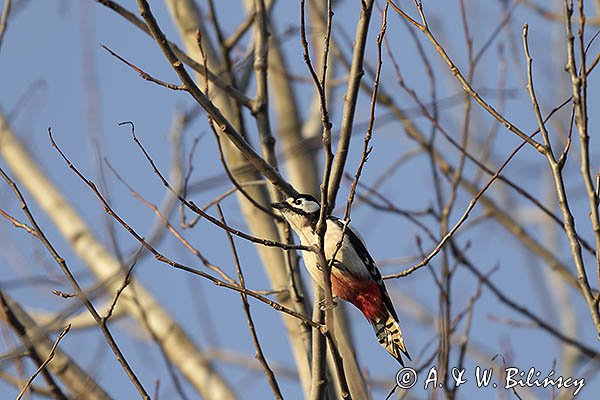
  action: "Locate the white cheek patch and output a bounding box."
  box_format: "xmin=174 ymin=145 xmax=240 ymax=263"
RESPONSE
xmin=303 ymin=201 xmax=320 ymax=213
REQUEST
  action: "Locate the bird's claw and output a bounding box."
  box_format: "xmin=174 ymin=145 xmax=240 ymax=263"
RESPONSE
xmin=318 ymin=297 xmax=338 ymax=311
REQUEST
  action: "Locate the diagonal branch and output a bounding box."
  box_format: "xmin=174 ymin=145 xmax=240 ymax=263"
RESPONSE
xmin=217 ymin=204 xmax=284 ymax=400
xmin=387 ymin=0 xmax=547 ymax=154
xmin=0 ymin=167 xmax=151 ymax=400
xmin=15 ymin=324 xmax=71 ymax=400
xmin=0 ymin=112 xmax=237 ymax=399
xmin=135 ymin=0 xmax=298 ymax=198
xmin=94 ymin=0 xmax=253 ymax=108
xmin=0 ymin=290 xmax=112 ymax=399
xmin=327 ymin=0 xmax=375 ymax=211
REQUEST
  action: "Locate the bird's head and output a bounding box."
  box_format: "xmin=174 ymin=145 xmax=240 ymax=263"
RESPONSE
xmin=271 ymin=194 xmax=321 ymax=231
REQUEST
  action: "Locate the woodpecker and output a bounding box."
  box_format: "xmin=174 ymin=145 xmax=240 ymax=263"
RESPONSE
xmin=272 ymin=194 xmax=411 ymax=365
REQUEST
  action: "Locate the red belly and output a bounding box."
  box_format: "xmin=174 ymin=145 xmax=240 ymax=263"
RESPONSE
xmin=330 ymin=271 xmax=385 ymax=321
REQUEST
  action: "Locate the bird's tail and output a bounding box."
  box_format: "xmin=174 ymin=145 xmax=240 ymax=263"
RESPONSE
xmin=372 ymin=313 xmax=411 ymax=366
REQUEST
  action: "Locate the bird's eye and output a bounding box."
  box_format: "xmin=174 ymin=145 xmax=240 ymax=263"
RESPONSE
xmin=294 ymin=199 xmax=302 ymax=205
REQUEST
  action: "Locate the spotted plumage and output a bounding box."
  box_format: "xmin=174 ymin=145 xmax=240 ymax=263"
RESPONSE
xmin=271 ymin=194 xmax=411 ymax=365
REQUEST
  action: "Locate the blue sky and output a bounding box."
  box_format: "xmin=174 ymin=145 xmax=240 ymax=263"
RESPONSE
xmin=1 ymin=0 xmax=600 ymax=399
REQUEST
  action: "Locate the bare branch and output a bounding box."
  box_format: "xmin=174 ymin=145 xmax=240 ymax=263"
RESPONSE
xmin=0 ymin=167 xmax=151 ymax=399
xmin=15 ymin=324 xmax=71 ymax=400
xmin=135 ymin=0 xmax=298 ymax=198
xmin=217 ymin=204 xmax=284 ymax=400
xmin=327 ymin=0 xmax=375 ymax=210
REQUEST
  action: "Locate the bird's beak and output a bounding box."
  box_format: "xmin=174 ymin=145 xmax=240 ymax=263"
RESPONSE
xmin=270 ymin=201 xmax=286 ymax=210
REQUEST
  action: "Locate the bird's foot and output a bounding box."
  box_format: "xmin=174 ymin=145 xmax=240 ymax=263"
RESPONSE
xmin=318 ymin=296 xmax=338 ymax=311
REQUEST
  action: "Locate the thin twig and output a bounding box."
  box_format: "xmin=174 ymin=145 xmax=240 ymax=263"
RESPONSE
xmin=104 ymin=158 xmax=237 ymax=285
xmin=127 ymin=282 xmax=191 ymax=400
xmin=225 ymin=9 xmax=256 ymax=50
xmin=134 ymin=0 xmax=298 ymax=198
xmin=95 ymin=0 xmax=253 ymax=108
xmin=0 ymin=167 xmax=151 ymax=399
xmin=387 ymin=0 xmax=547 ymax=154
xmin=385 ymin=39 xmax=597 ymax=258
xmin=104 ymin=245 xmax=143 ymax=321
xmin=327 ymin=0 xmax=376 ymax=210
xmin=524 ymin=5 xmax=600 ymax=334
xmin=47 ymin=130 xmax=320 ymax=329
xmin=327 ymin=1 xmax=389 ymax=289
xmin=299 ymin=1 xmax=336 ymax=397
xmin=115 ymin=122 xmax=307 ymax=251
xmin=213 ymin=121 xmax=279 ymax=220
xmin=453 ymin=243 xmax=599 ymax=359
xmin=217 ymin=204 xmax=283 ymax=400
xmin=16 ymin=324 xmax=71 ymax=400
xmin=384 ymin=129 xmax=535 ymax=279
xmin=101 ymin=44 xmax=186 ymax=90
xmin=0 ymin=291 xmax=68 ymax=400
